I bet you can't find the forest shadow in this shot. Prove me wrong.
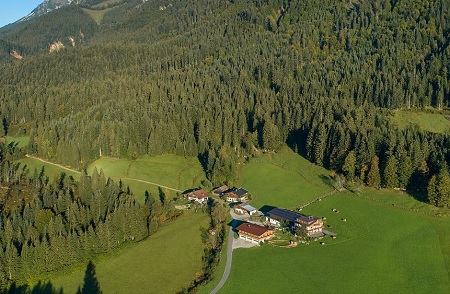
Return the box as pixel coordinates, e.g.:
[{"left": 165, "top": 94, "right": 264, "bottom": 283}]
[
  {"left": 0, "top": 281, "right": 63, "bottom": 294},
  {"left": 0, "top": 261, "right": 102, "bottom": 294},
  {"left": 286, "top": 129, "right": 308, "bottom": 158},
  {"left": 197, "top": 152, "right": 209, "bottom": 179},
  {"left": 77, "top": 260, "right": 102, "bottom": 294},
  {"left": 319, "top": 174, "right": 336, "bottom": 189},
  {"left": 406, "top": 188, "right": 428, "bottom": 203}
]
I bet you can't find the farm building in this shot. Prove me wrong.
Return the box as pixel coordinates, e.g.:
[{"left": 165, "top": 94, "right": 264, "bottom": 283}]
[
  {"left": 226, "top": 187, "right": 249, "bottom": 202},
  {"left": 212, "top": 185, "right": 229, "bottom": 197},
  {"left": 236, "top": 222, "right": 274, "bottom": 244},
  {"left": 183, "top": 189, "right": 210, "bottom": 204},
  {"left": 234, "top": 204, "right": 259, "bottom": 215},
  {"left": 267, "top": 208, "right": 323, "bottom": 237}
]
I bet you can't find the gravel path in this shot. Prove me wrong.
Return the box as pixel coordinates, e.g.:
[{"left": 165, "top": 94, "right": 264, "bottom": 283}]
[{"left": 25, "top": 154, "right": 81, "bottom": 174}]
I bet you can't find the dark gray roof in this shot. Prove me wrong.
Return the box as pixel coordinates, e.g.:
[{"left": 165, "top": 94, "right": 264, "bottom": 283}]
[
  {"left": 268, "top": 208, "right": 303, "bottom": 223},
  {"left": 296, "top": 215, "right": 320, "bottom": 225},
  {"left": 233, "top": 187, "right": 249, "bottom": 197}
]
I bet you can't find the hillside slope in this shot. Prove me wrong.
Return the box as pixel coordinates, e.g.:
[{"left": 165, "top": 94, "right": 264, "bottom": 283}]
[{"left": 0, "top": 0, "right": 449, "bottom": 204}]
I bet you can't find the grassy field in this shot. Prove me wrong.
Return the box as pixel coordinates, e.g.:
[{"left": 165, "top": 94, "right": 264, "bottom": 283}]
[
  {"left": 16, "top": 154, "right": 206, "bottom": 204},
  {"left": 6, "top": 135, "right": 30, "bottom": 149},
  {"left": 17, "top": 157, "right": 81, "bottom": 181},
  {"left": 82, "top": 7, "right": 114, "bottom": 25},
  {"left": 217, "top": 189, "right": 450, "bottom": 293},
  {"left": 390, "top": 110, "right": 450, "bottom": 133},
  {"left": 238, "top": 147, "right": 334, "bottom": 209},
  {"left": 88, "top": 155, "right": 207, "bottom": 203},
  {"left": 51, "top": 210, "right": 209, "bottom": 294}
]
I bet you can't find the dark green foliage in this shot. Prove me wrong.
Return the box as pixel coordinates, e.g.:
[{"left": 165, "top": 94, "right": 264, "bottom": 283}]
[
  {"left": 0, "top": 145, "right": 169, "bottom": 289},
  {"left": 185, "top": 200, "right": 227, "bottom": 292},
  {"left": 0, "top": 0, "right": 449, "bottom": 206},
  {"left": 0, "top": 6, "right": 98, "bottom": 57}
]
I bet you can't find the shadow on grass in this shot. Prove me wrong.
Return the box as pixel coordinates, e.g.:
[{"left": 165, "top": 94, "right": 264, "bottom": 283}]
[
  {"left": 1, "top": 281, "right": 63, "bottom": 294},
  {"left": 406, "top": 188, "right": 428, "bottom": 203},
  {"left": 319, "top": 174, "right": 336, "bottom": 189},
  {"left": 77, "top": 260, "right": 102, "bottom": 294}
]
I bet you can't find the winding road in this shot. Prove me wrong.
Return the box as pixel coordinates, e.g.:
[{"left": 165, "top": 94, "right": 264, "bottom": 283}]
[{"left": 210, "top": 226, "right": 234, "bottom": 294}]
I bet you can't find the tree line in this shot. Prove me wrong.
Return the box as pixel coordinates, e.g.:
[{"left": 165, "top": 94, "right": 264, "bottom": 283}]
[
  {"left": 0, "top": 142, "right": 180, "bottom": 289},
  {"left": 0, "top": 0, "right": 449, "bottom": 205}
]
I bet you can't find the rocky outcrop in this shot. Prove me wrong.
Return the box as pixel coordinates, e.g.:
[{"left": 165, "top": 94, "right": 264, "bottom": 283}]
[
  {"left": 68, "top": 36, "right": 75, "bottom": 47},
  {"left": 49, "top": 41, "right": 65, "bottom": 53},
  {"left": 10, "top": 50, "right": 23, "bottom": 59}
]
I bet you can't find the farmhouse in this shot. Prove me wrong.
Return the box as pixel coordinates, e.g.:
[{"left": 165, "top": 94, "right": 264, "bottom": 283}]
[
  {"left": 234, "top": 204, "right": 259, "bottom": 215},
  {"left": 236, "top": 222, "right": 274, "bottom": 244},
  {"left": 267, "top": 208, "right": 323, "bottom": 237},
  {"left": 212, "top": 185, "right": 229, "bottom": 197},
  {"left": 183, "top": 189, "right": 210, "bottom": 204},
  {"left": 226, "top": 187, "right": 249, "bottom": 202}
]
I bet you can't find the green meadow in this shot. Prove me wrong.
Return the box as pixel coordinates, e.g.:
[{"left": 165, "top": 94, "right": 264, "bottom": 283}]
[
  {"left": 88, "top": 155, "right": 207, "bottom": 203},
  {"left": 6, "top": 135, "right": 30, "bottom": 149},
  {"left": 82, "top": 7, "right": 114, "bottom": 25},
  {"left": 238, "top": 147, "right": 334, "bottom": 209},
  {"left": 390, "top": 110, "right": 450, "bottom": 133},
  {"left": 17, "top": 154, "right": 207, "bottom": 204},
  {"left": 51, "top": 210, "right": 209, "bottom": 294},
  {"left": 13, "top": 146, "right": 450, "bottom": 293},
  {"left": 217, "top": 190, "right": 450, "bottom": 293},
  {"left": 17, "top": 157, "right": 81, "bottom": 181}
]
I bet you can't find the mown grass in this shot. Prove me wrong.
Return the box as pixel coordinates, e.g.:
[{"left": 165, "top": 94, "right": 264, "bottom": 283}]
[
  {"left": 16, "top": 154, "right": 206, "bottom": 204},
  {"left": 17, "top": 158, "right": 80, "bottom": 181},
  {"left": 238, "top": 147, "right": 333, "bottom": 209},
  {"left": 390, "top": 110, "right": 450, "bottom": 133},
  {"left": 218, "top": 190, "right": 450, "bottom": 293},
  {"left": 51, "top": 210, "right": 209, "bottom": 294},
  {"left": 88, "top": 154, "right": 207, "bottom": 203}
]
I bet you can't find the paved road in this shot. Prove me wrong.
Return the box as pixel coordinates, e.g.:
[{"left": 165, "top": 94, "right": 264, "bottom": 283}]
[{"left": 211, "top": 226, "right": 234, "bottom": 294}]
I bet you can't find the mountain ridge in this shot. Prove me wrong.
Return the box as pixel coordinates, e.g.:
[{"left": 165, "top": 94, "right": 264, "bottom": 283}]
[{"left": 18, "top": 0, "right": 76, "bottom": 23}]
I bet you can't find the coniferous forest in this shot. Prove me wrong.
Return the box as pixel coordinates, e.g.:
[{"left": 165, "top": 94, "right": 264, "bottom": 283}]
[
  {"left": 1, "top": 0, "right": 450, "bottom": 202},
  {"left": 0, "top": 0, "right": 450, "bottom": 285},
  {"left": 0, "top": 140, "right": 179, "bottom": 288}
]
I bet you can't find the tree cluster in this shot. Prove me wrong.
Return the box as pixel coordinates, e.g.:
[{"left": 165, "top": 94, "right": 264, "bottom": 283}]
[{"left": 0, "top": 143, "right": 178, "bottom": 289}]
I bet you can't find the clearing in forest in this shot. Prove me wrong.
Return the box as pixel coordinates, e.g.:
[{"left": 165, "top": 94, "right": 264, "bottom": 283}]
[
  {"left": 17, "top": 154, "right": 207, "bottom": 204},
  {"left": 88, "top": 154, "right": 207, "bottom": 203},
  {"left": 390, "top": 110, "right": 450, "bottom": 133}
]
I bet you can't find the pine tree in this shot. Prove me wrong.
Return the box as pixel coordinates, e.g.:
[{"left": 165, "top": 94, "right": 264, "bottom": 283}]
[
  {"left": 383, "top": 155, "right": 398, "bottom": 188},
  {"left": 342, "top": 151, "right": 356, "bottom": 182}
]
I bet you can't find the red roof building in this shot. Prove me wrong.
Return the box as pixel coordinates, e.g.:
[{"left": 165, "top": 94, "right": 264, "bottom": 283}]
[
  {"left": 236, "top": 223, "right": 274, "bottom": 244},
  {"left": 183, "top": 189, "right": 210, "bottom": 204}
]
